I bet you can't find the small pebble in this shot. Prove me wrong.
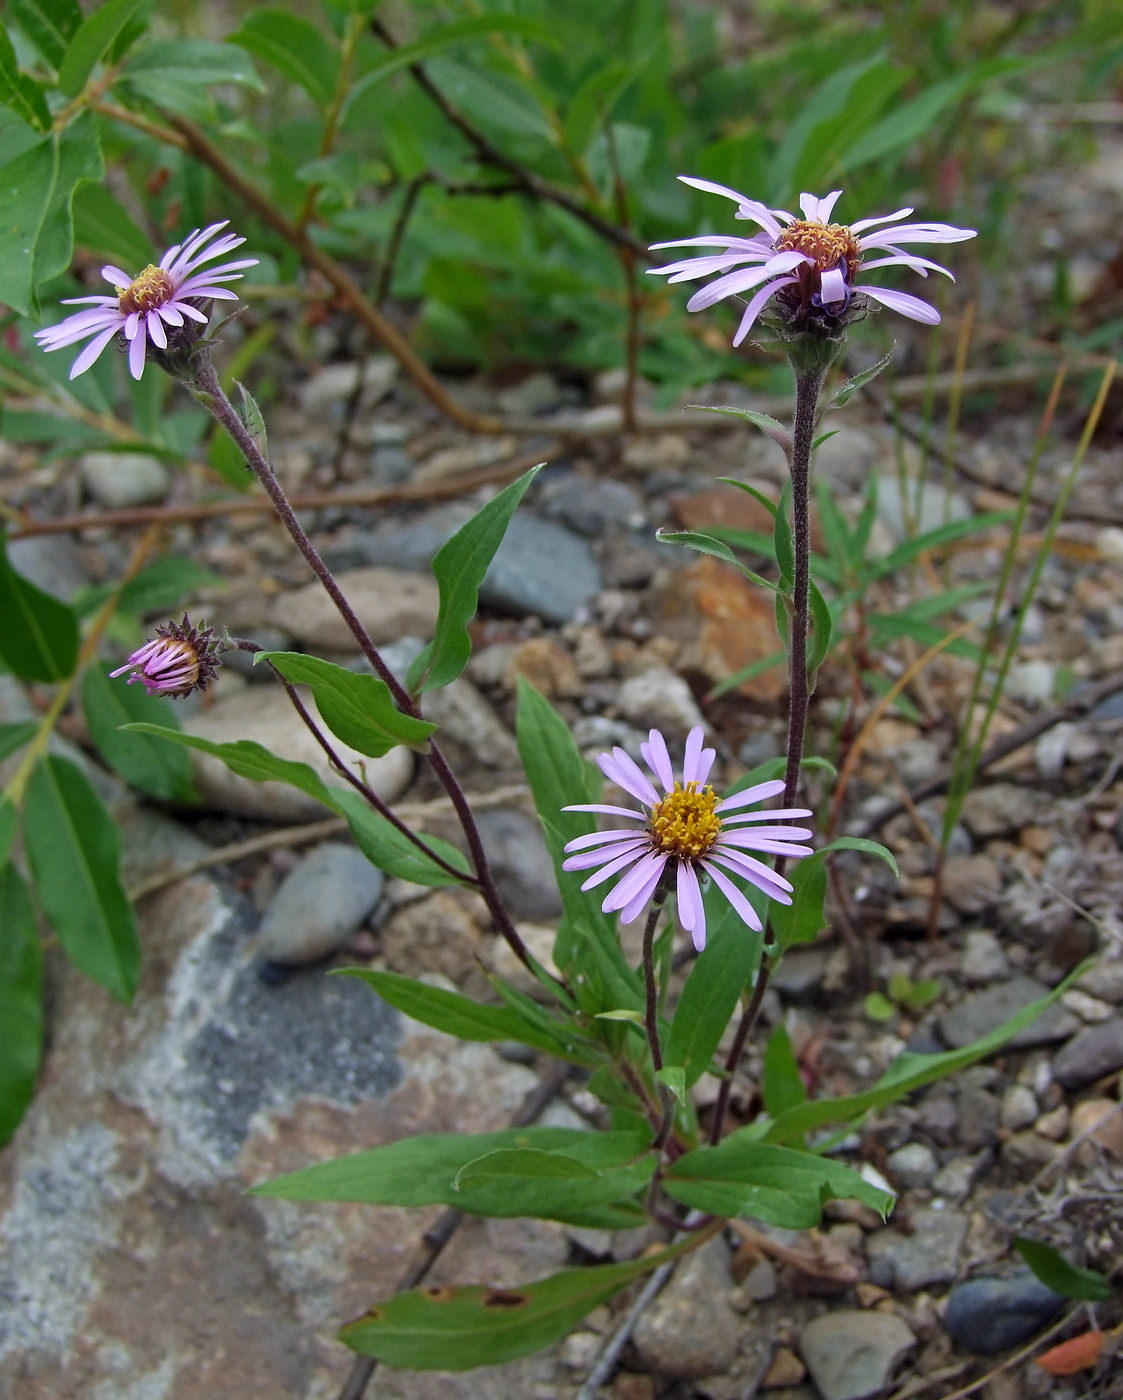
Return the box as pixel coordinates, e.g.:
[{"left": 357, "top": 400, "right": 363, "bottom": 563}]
[
  {"left": 931, "top": 1155, "right": 983, "bottom": 1202},
  {"left": 258, "top": 843, "right": 384, "bottom": 966},
  {"left": 1053, "top": 1017, "right": 1123, "bottom": 1089},
  {"left": 762, "top": 1347, "right": 806, "bottom": 1389},
  {"left": 1000, "top": 1084, "right": 1039, "bottom": 1131},
  {"left": 1034, "top": 1105, "right": 1069, "bottom": 1140},
  {"left": 800, "top": 1309, "right": 915, "bottom": 1400},
  {"left": 886, "top": 1142, "right": 938, "bottom": 1188},
  {"left": 1068, "top": 1097, "right": 1123, "bottom": 1157},
  {"left": 1061, "top": 988, "right": 1115, "bottom": 1023},
  {"left": 944, "top": 1273, "right": 1064, "bottom": 1355},
  {"left": 960, "top": 930, "right": 1011, "bottom": 983}
]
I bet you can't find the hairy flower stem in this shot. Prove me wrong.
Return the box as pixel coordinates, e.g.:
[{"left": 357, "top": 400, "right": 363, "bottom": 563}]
[{"left": 188, "top": 360, "right": 533, "bottom": 970}]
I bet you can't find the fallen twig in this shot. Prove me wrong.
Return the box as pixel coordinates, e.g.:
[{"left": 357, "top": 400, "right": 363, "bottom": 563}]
[{"left": 572, "top": 1257, "right": 676, "bottom": 1400}]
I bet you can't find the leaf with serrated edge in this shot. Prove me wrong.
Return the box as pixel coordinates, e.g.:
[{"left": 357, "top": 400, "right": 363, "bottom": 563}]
[{"left": 827, "top": 348, "right": 894, "bottom": 408}]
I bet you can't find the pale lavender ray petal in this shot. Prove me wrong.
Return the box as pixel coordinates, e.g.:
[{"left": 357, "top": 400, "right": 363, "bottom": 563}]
[
  {"left": 816, "top": 189, "right": 844, "bottom": 222},
  {"left": 178, "top": 233, "right": 246, "bottom": 275},
  {"left": 37, "top": 311, "right": 121, "bottom": 347},
  {"left": 563, "top": 827, "right": 650, "bottom": 854},
  {"left": 146, "top": 310, "right": 167, "bottom": 349},
  {"left": 603, "top": 851, "right": 666, "bottom": 913},
  {"left": 858, "top": 223, "right": 975, "bottom": 249},
  {"left": 799, "top": 193, "right": 821, "bottom": 220},
  {"left": 665, "top": 253, "right": 771, "bottom": 284},
  {"left": 687, "top": 252, "right": 808, "bottom": 313},
  {"left": 68, "top": 325, "right": 122, "bottom": 378},
  {"left": 732, "top": 276, "right": 798, "bottom": 347},
  {"left": 167, "top": 222, "right": 227, "bottom": 275},
  {"left": 618, "top": 857, "right": 670, "bottom": 925},
  {"left": 642, "top": 730, "right": 674, "bottom": 794},
  {"left": 696, "top": 746, "right": 716, "bottom": 785},
  {"left": 100, "top": 264, "right": 133, "bottom": 287},
  {"left": 682, "top": 726, "right": 706, "bottom": 784},
  {"left": 720, "top": 836, "right": 814, "bottom": 857},
  {"left": 580, "top": 845, "right": 651, "bottom": 889},
  {"left": 716, "top": 778, "right": 787, "bottom": 812},
  {"left": 860, "top": 285, "right": 940, "bottom": 324},
  {"left": 676, "top": 175, "right": 784, "bottom": 238},
  {"left": 648, "top": 235, "right": 775, "bottom": 252},
  {"left": 158, "top": 304, "right": 184, "bottom": 326},
  {"left": 677, "top": 859, "right": 701, "bottom": 931},
  {"left": 562, "top": 803, "right": 645, "bottom": 820},
  {"left": 169, "top": 301, "right": 209, "bottom": 324},
  {"left": 849, "top": 207, "right": 914, "bottom": 233},
  {"left": 859, "top": 254, "right": 953, "bottom": 279},
  {"left": 563, "top": 842, "right": 647, "bottom": 874},
  {"left": 59, "top": 295, "right": 119, "bottom": 306},
  {"left": 819, "top": 266, "right": 847, "bottom": 304},
  {"left": 176, "top": 286, "right": 239, "bottom": 300},
  {"left": 128, "top": 326, "right": 148, "bottom": 379},
  {"left": 701, "top": 861, "right": 763, "bottom": 932},
  {"left": 721, "top": 807, "right": 813, "bottom": 824},
  {"left": 718, "top": 825, "right": 813, "bottom": 841},
  {"left": 159, "top": 241, "right": 183, "bottom": 270},
  {"left": 708, "top": 847, "right": 793, "bottom": 897},
  {"left": 123, "top": 312, "right": 140, "bottom": 339},
  {"left": 605, "top": 748, "right": 661, "bottom": 807}
]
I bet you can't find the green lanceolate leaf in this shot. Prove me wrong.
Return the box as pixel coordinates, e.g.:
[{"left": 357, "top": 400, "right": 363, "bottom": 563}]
[
  {"left": 236, "top": 380, "right": 268, "bottom": 460},
  {"left": 764, "top": 966, "right": 1089, "bottom": 1144},
  {"left": 761, "top": 1023, "right": 807, "bottom": 1118},
  {"left": 452, "top": 1147, "right": 598, "bottom": 1190},
  {"left": 0, "top": 720, "right": 37, "bottom": 763},
  {"left": 254, "top": 1124, "right": 653, "bottom": 1224},
  {"left": 0, "top": 799, "right": 17, "bottom": 869},
  {"left": 769, "top": 852, "right": 829, "bottom": 951},
  {"left": 230, "top": 9, "right": 340, "bottom": 108},
  {"left": 0, "top": 532, "right": 79, "bottom": 682},
  {"left": 807, "top": 579, "right": 833, "bottom": 681},
  {"left": 339, "top": 1236, "right": 698, "bottom": 1370},
  {"left": 686, "top": 403, "right": 792, "bottom": 452},
  {"left": 0, "top": 26, "right": 50, "bottom": 129},
  {"left": 23, "top": 755, "right": 139, "bottom": 1001},
  {"left": 338, "top": 968, "right": 594, "bottom": 1063},
  {"left": 81, "top": 667, "right": 195, "bottom": 802},
  {"left": 259, "top": 652, "right": 435, "bottom": 756},
  {"left": 407, "top": 466, "right": 542, "bottom": 694},
  {"left": 827, "top": 349, "right": 894, "bottom": 409},
  {"left": 0, "top": 862, "right": 42, "bottom": 1146},
  {"left": 7, "top": 0, "right": 82, "bottom": 70},
  {"left": 663, "top": 1137, "right": 892, "bottom": 1229},
  {"left": 655, "top": 1065, "right": 686, "bottom": 1106},
  {"left": 655, "top": 530, "right": 780, "bottom": 593},
  {"left": 773, "top": 479, "right": 794, "bottom": 590},
  {"left": 1014, "top": 1238, "right": 1113, "bottom": 1302},
  {"left": 72, "top": 182, "right": 153, "bottom": 267},
  {"left": 331, "top": 789, "right": 471, "bottom": 887},
  {"left": 57, "top": 0, "right": 145, "bottom": 96},
  {"left": 667, "top": 892, "right": 759, "bottom": 1087},
  {"left": 120, "top": 39, "right": 264, "bottom": 94}
]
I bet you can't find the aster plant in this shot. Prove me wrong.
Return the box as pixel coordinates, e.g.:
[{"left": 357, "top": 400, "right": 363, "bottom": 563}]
[{"left": 10, "top": 178, "right": 1077, "bottom": 1389}]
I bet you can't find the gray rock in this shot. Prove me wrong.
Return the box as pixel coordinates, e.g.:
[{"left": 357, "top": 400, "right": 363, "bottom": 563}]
[
  {"left": 221, "top": 628, "right": 293, "bottom": 681},
  {"left": 877, "top": 475, "right": 970, "bottom": 544},
  {"left": 956, "top": 1086, "right": 999, "bottom": 1149},
  {"left": 541, "top": 475, "right": 644, "bottom": 536},
  {"left": 368, "top": 445, "right": 414, "bottom": 485},
  {"left": 941, "top": 855, "right": 1001, "bottom": 915},
  {"left": 1076, "top": 960, "right": 1123, "bottom": 1004},
  {"left": 1000, "top": 1084, "right": 1038, "bottom": 1131},
  {"left": 931, "top": 1154, "right": 984, "bottom": 1202},
  {"left": 961, "top": 783, "right": 1038, "bottom": 838},
  {"left": 895, "top": 738, "right": 942, "bottom": 788},
  {"left": 476, "top": 808, "right": 562, "bottom": 920},
  {"left": 270, "top": 567, "right": 440, "bottom": 650},
  {"left": 497, "top": 370, "right": 564, "bottom": 416},
  {"left": 420, "top": 677, "right": 520, "bottom": 769},
  {"left": 81, "top": 451, "right": 169, "bottom": 508},
  {"left": 813, "top": 426, "right": 883, "bottom": 490},
  {"left": 866, "top": 1207, "right": 967, "bottom": 1291},
  {"left": 944, "top": 1273, "right": 1064, "bottom": 1355},
  {"left": 571, "top": 715, "right": 646, "bottom": 763},
  {"left": 961, "top": 930, "right": 1011, "bottom": 983},
  {"left": 184, "top": 684, "right": 413, "bottom": 820},
  {"left": 939, "top": 975, "right": 1079, "bottom": 1051},
  {"left": 258, "top": 843, "right": 383, "bottom": 966},
  {"left": 479, "top": 514, "right": 602, "bottom": 624},
  {"left": 632, "top": 1237, "right": 740, "bottom": 1379},
  {"left": 297, "top": 357, "right": 396, "bottom": 415},
  {"left": 1090, "top": 687, "right": 1123, "bottom": 720},
  {"left": 6, "top": 534, "right": 87, "bottom": 601},
  {"left": 772, "top": 946, "right": 831, "bottom": 998},
  {"left": 1001, "top": 1130, "right": 1061, "bottom": 1179},
  {"left": 800, "top": 1309, "right": 915, "bottom": 1400},
  {"left": 1006, "top": 658, "right": 1056, "bottom": 706},
  {"left": 617, "top": 664, "right": 705, "bottom": 735},
  {"left": 739, "top": 729, "right": 782, "bottom": 768},
  {"left": 328, "top": 502, "right": 474, "bottom": 573},
  {"left": 886, "top": 1142, "right": 938, "bottom": 1188},
  {"left": 1053, "top": 1017, "right": 1123, "bottom": 1089}
]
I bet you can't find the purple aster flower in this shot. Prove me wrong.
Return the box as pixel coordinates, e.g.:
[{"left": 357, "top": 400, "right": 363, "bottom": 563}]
[
  {"left": 34, "top": 223, "right": 257, "bottom": 380},
  {"left": 561, "top": 726, "right": 814, "bottom": 951},
  {"left": 648, "top": 179, "right": 976, "bottom": 344},
  {"left": 109, "top": 616, "right": 221, "bottom": 698}
]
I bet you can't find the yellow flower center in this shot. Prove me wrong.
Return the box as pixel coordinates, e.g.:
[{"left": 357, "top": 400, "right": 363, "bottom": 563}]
[
  {"left": 650, "top": 782, "right": 722, "bottom": 860},
  {"left": 117, "top": 265, "right": 174, "bottom": 315},
  {"left": 775, "top": 220, "right": 861, "bottom": 277}
]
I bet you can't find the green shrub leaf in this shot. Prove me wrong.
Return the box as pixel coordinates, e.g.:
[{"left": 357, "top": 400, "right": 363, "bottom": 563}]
[
  {"left": 0, "top": 862, "right": 42, "bottom": 1146},
  {"left": 82, "top": 667, "right": 195, "bottom": 802}
]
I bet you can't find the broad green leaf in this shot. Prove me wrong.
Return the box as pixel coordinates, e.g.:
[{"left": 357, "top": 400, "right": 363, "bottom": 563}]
[
  {"left": 0, "top": 111, "right": 102, "bottom": 316},
  {"left": 764, "top": 967, "right": 1088, "bottom": 1144},
  {"left": 762, "top": 1023, "right": 806, "bottom": 1118},
  {"left": 332, "top": 789, "right": 472, "bottom": 887},
  {"left": 769, "top": 852, "right": 829, "bottom": 951},
  {"left": 81, "top": 666, "right": 194, "bottom": 802},
  {"left": 655, "top": 1065, "right": 686, "bottom": 1106},
  {"left": 339, "top": 1238, "right": 696, "bottom": 1370},
  {"left": 408, "top": 467, "right": 541, "bottom": 694},
  {"left": 75, "top": 554, "right": 223, "bottom": 619},
  {"left": 72, "top": 182, "right": 153, "bottom": 267},
  {"left": 656, "top": 530, "right": 780, "bottom": 593},
  {"left": 0, "top": 531, "right": 79, "bottom": 681},
  {"left": 7, "top": 0, "right": 82, "bottom": 69},
  {"left": 453, "top": 1147, "right": 598, "bottom": 1190},
  {"left": 665, "top": 1137, "right": 891, "bottom": 1228},
  {"left": 0, "top": 720, "right": 37, "bottom": 763},
  {"left": 23, "top": 756, "right": 139, "bottom": 1001},
  {"left": 259, "top": 652, "right": 435, "bottom": 757},
  {"left": 827, "top": 349, "right": 895, "bottom": 409},
  {"left": 344, "top": 15, "right": 557, "bottom": 117},
  {"left": 667, "top": 891, "right": 759, "bottom": 1086},
  {"left": 230, "top": 10, "right": 339, "bottom": 108},
  {"left": 207, "top": 426, "right": 254, "bottom": 489},
  {"left": 121, "top": 39, "right": 264, "bottom": 97},
  {"left": 254, "top": 1124, "right": 653, "bottom": 1223},
  {"left": 0, "top": 25, "right": 49, "bottom": 129},
  {"left": 338, "top": 968, "right": 594, "bottom": 1063},
  {"left": 57, "top": 0, "right": 144, "bottom": 96},
  {"left": 1014, "top": 1238, "right": 1113, "bottom": 1302},
  {"left": 426, "top": 57, "right": 554, "bottom": 141},
  {"left": 844, "top": 76, "right": 970, "bottom": 167},
  {"left": 807, "top": 579, "right": 833, "bottom": 680},
  {"left": 0, "top": 862, "right": 42, "bottom": 1145},
  {"left": 0, "top": 799, "right": 17, "bottom": 868},
  {"left": 824, "top": 836, "right": 898, "bottom": 876}
]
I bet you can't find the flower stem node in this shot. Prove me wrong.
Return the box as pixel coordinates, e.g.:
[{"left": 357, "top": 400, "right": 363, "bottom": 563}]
[
  {"left": 109, "top": 615, "right": 222, "bottom": 698},
  {"left": 561, "top": 726, "right": 814, "bottom": 951}
]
